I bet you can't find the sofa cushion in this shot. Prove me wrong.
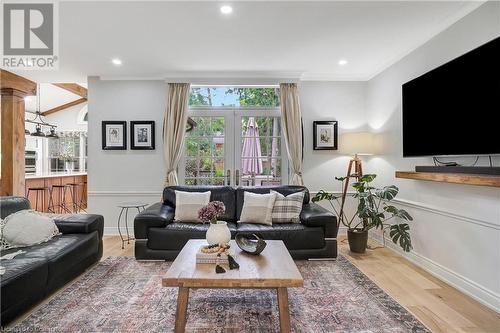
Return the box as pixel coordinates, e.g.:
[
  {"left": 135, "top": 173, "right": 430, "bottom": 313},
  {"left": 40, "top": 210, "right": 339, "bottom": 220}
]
[
  {"left": 174, "top": 190, "right": 211, "bottom": 222},
  {"left": 18, "top": 232, "right": 100, "bottom": 290},
  {"left": 271, "top": 190, "right": 305, "bottom": 223},
  {"left": 0, "top": 257, "right": 48, "bottom": 314},
  {"left": 236, "top": 223, "right": 324, "bottom": 250},
  {"left": 147, "top": 222, "right": 238, "bottom": 250},
  {"left": 238, "top": 192, "right": 277, "bottom": 225},
  {"left": 236, "top": 186, "right": 309, "bottom": 220},
  {"left": 0, "top": 196, "right": 30, "bottom": 219},
  {"left": 1, "top": 210, "right": 60, "bottom": 250},
  {"left": 163, "top": 186, "right": 236, "bottom": 222}
]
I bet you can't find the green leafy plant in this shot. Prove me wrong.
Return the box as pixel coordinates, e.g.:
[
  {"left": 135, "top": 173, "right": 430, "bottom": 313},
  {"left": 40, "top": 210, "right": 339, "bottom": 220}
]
[{"left": 312, "top": 174, "right": 414, "bottom": 252}]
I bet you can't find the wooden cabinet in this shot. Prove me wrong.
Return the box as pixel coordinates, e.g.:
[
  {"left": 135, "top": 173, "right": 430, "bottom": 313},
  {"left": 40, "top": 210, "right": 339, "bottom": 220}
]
[{"left": 25, "top": 174, "right": 87, "bottom": 212}]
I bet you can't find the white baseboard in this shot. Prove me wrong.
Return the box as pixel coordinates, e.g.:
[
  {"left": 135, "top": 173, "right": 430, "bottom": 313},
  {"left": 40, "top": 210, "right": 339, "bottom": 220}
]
[
  {"left": 104, "top": 227, "right": 124, "bottom": 236},
  {"left": 370, "top": 231, "right": 500, "bottom": 313}
]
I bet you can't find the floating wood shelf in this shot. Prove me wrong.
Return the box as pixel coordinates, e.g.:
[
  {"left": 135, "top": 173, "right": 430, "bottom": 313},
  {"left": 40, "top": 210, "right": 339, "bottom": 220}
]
[{"left": 395, "top": 171, "right": 500, "bottom": 188}]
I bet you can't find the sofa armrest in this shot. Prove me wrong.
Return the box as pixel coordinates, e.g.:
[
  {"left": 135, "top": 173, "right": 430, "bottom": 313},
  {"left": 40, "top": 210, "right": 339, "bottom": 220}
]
[
  {"left": 54, "top": 214, "right": 104, "bottom": 240},
  {"left": 134, "top": 202, "right": 174, "bottom": 239},
  {"left": 300, "top": 203, "right": 338, "bottom": 238}
]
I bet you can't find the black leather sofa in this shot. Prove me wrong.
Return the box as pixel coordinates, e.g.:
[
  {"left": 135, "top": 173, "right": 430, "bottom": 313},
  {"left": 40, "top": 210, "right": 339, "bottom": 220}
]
[
  {"left": 0, "top": 196, "right": 104, "bottom": 326},
  {"left": 135, "top": 185, "right": 338, "bottom": 260}
]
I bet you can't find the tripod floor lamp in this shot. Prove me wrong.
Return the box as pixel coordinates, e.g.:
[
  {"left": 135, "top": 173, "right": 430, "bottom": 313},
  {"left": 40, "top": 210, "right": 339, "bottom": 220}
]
[{"left": 338, "top": 132, "right": 376, "bottom": 225}]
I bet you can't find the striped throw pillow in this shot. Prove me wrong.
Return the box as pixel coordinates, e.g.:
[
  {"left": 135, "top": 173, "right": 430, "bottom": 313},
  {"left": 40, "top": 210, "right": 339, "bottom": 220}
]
[
  {"left": 271, "top": 190, "right": 305, "bottom": 223},
  {"left": 174, "top": 190, "right": 211, "bottom": 223}
]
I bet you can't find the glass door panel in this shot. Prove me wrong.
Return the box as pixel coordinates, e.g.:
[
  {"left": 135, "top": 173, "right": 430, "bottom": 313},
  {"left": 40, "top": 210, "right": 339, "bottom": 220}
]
[
  {"left": 182, "top": 116, "right": 228, "bottom": 186},
  {"left": 235, "top": 110, "right": 286, "bottom": 186}
]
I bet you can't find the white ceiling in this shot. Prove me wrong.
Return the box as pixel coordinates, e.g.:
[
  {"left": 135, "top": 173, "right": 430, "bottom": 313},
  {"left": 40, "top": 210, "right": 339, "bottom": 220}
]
[{"left": 13, "top": 1, "right": 483, "bottom": 83}]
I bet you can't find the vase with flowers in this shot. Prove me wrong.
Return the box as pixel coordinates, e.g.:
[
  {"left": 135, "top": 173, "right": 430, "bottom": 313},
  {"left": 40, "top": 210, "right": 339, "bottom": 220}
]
[{"left": 198, "top": 201, "right": 231, "bottom": 245}]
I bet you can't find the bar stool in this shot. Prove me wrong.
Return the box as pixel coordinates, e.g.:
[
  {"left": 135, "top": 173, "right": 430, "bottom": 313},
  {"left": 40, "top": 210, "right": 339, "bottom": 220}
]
[
  {"left": 78, "top": 181, "right": 87, "bottom": 211},
  {"left": 48, "top": 184, "right": 72, "bottom": 214},
  {"left": 26, "top": 186, "right": 52, "bottom": 212},
  {"left": 67, "top": 183, "right": 85, "bottom": 213}
]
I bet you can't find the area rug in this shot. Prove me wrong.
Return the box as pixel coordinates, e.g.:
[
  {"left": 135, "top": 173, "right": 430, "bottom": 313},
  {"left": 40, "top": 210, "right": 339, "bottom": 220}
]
[{"left": 11, "top": 256, "right": 429, "bottom": 333}]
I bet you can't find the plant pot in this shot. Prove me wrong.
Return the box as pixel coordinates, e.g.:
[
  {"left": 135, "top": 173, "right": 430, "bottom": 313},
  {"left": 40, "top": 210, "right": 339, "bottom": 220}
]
[
  {"left": 206, "top": 221, "right": 231, "bottom": 245},
  {"left": 347, "top": 229, "right": 368, "bottom": 253}
]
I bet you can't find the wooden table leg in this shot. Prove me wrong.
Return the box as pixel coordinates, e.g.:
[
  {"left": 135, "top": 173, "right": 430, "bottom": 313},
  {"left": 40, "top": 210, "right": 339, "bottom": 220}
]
[
  {"left": 277, "top": 287, "right": 291, "bottom": 333},
  {"left": 174, "top": 287, "right": 190, "bottom": 333}
]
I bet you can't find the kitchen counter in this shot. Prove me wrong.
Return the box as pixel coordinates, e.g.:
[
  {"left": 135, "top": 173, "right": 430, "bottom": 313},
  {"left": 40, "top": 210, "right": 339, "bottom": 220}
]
[
  {"left": 25, "top": 173, "right": 87, "bottom": 212},
  {"left": 25, "top": 172, "right": 87, "bottom": 179}
]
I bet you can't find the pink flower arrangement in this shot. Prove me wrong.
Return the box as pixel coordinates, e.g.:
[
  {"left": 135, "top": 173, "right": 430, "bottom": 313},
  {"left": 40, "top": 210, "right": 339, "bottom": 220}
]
[{"left": 198, "top": 201, "right": 226, "bottom": 224}]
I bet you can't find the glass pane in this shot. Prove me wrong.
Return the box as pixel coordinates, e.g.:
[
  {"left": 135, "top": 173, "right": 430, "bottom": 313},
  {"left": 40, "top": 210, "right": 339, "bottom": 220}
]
[
  {"left": 186, "top": 138, "right": 198, "bottom": 157},
  {"left": 189, "top": 87, "right": 280, "bottom": 107},
  {"left": 184, "top": 116, "right": 225, "bottom": 186},
  {"left": 185, "top": 158, "right": 199, "bottom": 177}
]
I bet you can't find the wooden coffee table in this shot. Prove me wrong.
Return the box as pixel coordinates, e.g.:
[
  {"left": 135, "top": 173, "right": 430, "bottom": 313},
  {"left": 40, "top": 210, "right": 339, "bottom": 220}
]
[{"left": 162, "top": 239, "right": 303, "bottom": 333}]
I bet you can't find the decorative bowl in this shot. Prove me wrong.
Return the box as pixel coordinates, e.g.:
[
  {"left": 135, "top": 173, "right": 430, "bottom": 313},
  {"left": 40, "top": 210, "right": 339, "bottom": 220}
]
[{"left": 235, "top": 233, "right": 267, "bottom": 255}]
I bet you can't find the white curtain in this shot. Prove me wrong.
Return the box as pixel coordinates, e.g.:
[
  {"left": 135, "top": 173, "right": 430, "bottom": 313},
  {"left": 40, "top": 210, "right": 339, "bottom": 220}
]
[
  {"left": 280, "top": 83, "right": 304, "bottom": 186},
  {"left": 163, "top": 83, "right": 190, "bottom": 186}
]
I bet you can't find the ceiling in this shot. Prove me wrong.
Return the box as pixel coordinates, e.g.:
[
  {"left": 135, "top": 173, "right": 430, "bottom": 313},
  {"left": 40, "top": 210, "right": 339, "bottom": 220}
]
[{"left": 13, "top": 1, "right": 483, "bottom": 83}]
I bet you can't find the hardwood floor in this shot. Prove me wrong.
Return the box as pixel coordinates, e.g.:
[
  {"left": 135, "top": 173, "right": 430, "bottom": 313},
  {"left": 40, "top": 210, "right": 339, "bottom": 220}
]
[{"left": 102, "top": 236, "right": 500, "bottom": 333}]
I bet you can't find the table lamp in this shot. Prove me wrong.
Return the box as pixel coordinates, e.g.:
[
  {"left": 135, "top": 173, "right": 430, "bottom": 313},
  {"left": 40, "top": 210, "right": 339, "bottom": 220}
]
[{"left": 338, "top": 132, "right": 376, "bottom": 226}]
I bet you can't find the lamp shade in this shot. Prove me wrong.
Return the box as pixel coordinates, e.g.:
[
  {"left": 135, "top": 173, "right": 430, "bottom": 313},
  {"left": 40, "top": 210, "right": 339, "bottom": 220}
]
[{"left": 340, "top": 132, "right": 375, "bottom": 155}]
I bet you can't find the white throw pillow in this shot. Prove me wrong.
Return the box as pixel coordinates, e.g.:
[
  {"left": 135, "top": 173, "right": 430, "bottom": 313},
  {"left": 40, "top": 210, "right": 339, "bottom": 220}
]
[
  {"left": 0, "top": 210, "right": 60, "bottom": 250},
  {"left": 174, "top": 190, "right": 211, "bottom": 223},
  {"left": 238, "top": 192, "right": 277, "bottom": 225},
  {"left": 271, "top": 190, "right": 305, "bottom": 223}
]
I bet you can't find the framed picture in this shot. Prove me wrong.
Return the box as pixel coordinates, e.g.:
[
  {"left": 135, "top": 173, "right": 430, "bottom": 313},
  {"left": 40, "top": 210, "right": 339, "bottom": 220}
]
[
  {"left": 131, "top": 121, "right": 155, "bottom": 150},
  {"left": 102, "top": 121, "right": 127, "bottom": 150},
  {"left": 313, "top": 121, "right": 338, "bottom": 150}
]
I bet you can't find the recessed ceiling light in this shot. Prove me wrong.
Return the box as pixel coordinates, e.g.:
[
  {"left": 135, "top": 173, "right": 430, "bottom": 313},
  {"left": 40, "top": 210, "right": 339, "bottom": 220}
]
[
  {"left": 220, "top": 5, "right": 233, "bottom": 15},
  {"left": 338, "top": 59, "right": 348, "bottom": 66},
  {"left": 112, "top": 58, "right": 122, "bottom": 66},
  {"left": 24, "top": 96, "right": 33, "bottom": 102}
]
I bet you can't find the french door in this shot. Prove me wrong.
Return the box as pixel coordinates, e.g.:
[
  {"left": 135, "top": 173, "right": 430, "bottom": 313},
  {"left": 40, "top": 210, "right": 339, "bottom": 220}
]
[{"left": 179, "top": 108, "right": 288, "bottom": 187}]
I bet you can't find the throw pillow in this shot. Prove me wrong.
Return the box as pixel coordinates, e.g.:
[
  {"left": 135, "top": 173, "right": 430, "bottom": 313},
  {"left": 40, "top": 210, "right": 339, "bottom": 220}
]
[
  {"left": 0, "top": 210, "right": 60, "bottom": 250},
  {"left": 270, "top": 190, "right": 305, "bottom": 223},
  {"left": 174, "top": 190, "right": 211, "bottom": 223},
  {"left": 238, "top": 191, "right": 277, "bottom": 225}
]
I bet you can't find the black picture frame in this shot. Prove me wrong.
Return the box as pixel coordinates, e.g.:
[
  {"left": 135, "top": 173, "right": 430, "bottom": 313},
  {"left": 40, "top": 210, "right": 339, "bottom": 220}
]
[
  {"left": 102, "top": 121, "right": 127, "bottom": 150},
  {"left": 313, "top": 121, "right": 338, "bottom": 150},
  {"left": 130, "top": 121, "right": 155, "bottom": 150}
]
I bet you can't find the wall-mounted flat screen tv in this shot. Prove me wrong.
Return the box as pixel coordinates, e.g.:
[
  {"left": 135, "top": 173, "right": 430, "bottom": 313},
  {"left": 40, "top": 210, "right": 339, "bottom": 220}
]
[{"left": 402, "top": 37, "right": 500, "bottom": 157}]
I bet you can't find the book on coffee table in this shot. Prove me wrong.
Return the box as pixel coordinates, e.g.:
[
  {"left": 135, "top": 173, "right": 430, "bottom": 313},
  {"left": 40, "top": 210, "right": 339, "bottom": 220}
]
[{"left": 195, "top": 245, "right": 229, "bottom": 264}]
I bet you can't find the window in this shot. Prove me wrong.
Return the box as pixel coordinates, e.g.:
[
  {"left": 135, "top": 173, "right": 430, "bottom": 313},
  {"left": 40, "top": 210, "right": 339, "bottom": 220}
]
[
  {"left": 180, "top": 86, "right": 287, "bottom": 187},
  {"left": 189, "top": 87, "right": 280, "bottom": 107},
  {"left": 48, "top": 132, "right": 87, "bottom": 172}
]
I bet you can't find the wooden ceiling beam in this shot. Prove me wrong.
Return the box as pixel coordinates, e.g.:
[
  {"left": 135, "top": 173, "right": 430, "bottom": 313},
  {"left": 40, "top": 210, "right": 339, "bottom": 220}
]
[
  {"left": 41, "top": 98, "right": 87, "bottom": 116},
  {"left": 0, "top": 69, "right": 37, "bottom": 96},
  {"left": 52, "top": 83, "right": 87, "bottom": 98}
]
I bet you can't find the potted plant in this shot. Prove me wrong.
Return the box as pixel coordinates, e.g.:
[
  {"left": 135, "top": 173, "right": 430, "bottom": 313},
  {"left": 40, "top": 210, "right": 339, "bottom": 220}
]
[
  {"left": 58, "top": 152, "right": 74, "bottom": 172},
  {"left": 198, "top": 201, "right": 230, "bottom": 245},
  {"left": 312, "top": 174, "right": 413, "bottom": 253}
]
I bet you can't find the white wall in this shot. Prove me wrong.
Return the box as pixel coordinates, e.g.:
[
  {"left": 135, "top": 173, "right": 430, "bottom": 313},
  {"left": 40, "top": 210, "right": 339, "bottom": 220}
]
[
  {"left": 87, "top": 78, "right": 166, "bottom": 235},
  {"left": 300, "top": 81, "right": 367, "bottom": 191},
  {"left": 365, "top": 2, "right": 500, "bottom": 311}
]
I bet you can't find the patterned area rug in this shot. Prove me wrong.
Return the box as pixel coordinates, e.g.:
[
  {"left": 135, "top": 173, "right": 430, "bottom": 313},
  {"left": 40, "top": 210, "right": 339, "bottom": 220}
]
[{"left": 12, "top": 256, "right": 429, "bottom": 333}]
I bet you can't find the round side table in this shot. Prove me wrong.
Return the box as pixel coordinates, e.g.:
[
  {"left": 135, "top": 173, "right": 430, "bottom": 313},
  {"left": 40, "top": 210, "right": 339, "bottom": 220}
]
[{"left": 117, "top": 202, "right": 148, "bottom": 249}]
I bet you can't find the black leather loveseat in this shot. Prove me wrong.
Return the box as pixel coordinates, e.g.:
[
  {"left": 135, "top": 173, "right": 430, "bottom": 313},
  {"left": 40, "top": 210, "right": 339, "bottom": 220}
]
[
  {"left": 135, "top": 185, "right": 338, "bottom": 260},
  {"left": 0, "top": 196, "right": 104, "bottom": 326}
]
